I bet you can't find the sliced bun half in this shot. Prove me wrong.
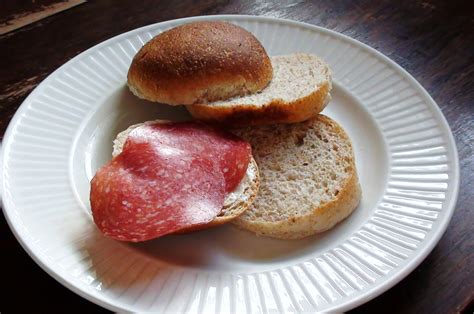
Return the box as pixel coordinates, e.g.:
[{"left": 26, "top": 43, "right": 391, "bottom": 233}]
[
  {"left": 112, "top": 121, "right": 260, "bottom": 231},
  {"left": 187, "top": 53, "right": 332, "bottom": 126},
  {"left": 232, "top": 115, "right": 361, "bottom": 239}
]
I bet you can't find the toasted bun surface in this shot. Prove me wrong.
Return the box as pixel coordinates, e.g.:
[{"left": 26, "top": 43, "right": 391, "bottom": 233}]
[
  {"left": 112, "top": 121, "right": 260, "bottom": 232},
  {"left": 187, "top": 54, "right": 332, "bottom": 126},
  {"left": 232, "top": 115, "right": 361, "bottom": 239},
  {"left": 127, "top": 21, "right": 272, "bottom": 105}
]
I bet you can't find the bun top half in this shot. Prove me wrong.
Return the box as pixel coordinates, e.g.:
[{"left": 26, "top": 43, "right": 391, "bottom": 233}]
[{"left": 127, "top": 21, "right": 273, "bottom": 105}]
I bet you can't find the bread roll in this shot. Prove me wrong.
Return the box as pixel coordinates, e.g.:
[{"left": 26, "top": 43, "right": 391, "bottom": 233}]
[{"left": 127, "top": 21, "right": 273, "bottom": 105}]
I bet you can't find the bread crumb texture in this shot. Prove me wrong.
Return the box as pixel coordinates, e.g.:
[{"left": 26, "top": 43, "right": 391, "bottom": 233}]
[
  {"left": 232, "top": 115, "right": 361, "bottom": 239},
  {"left": 187, "top": 53, "right": 332, "bottom": 125},
  {"left": 212, "top": 54, "right": 330, "bottom": 107}
]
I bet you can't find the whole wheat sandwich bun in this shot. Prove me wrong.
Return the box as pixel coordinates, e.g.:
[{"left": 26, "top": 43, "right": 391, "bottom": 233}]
[
  {"left": 112, "top": 121, "right": 260, "bottom": 231},
  {"left": 127, "top": 21, "right": 273, "bottom": 105},
  {"left": 232, "top": 115, "right": 361, "bottom": 239},
  {"left": 187, "top": 53, "right": 332, "bottom": 126}
]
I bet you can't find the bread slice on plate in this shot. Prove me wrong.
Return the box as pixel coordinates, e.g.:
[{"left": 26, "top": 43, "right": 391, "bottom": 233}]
[
  {"left": 232, "top": 115, "right": 361, "bottom": 239},
  {"left": 112, "top": 121, "right": 260, "bottom": 231},
  {"left": 187, "top": 53, "right": 332, "bottom": 126}
]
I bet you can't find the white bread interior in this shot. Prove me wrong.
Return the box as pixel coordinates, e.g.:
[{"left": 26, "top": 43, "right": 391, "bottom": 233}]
[
  {"left": 187, "top": 53, "right": 332, "bottom": 126},
  {"left": 232, "top": 115, "right": 361, "bottom": 239}
]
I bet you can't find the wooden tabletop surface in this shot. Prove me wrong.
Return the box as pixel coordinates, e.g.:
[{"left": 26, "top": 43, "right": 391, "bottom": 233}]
[{"left": 1, "top": 1, "right": 472, "bottom": 313}]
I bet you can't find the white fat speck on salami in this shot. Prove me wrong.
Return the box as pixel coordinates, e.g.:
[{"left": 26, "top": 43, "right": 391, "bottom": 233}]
[{"left": 90, "top": 121, "right": 251, "bottom": 242}]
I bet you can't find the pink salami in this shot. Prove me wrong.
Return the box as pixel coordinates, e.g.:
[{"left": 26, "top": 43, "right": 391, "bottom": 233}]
[
  {"left": 126, "top": 122, "right": 251, "bottom": 192},
  {"left": 90, "top": 121, "right": 251, "bottom": 242}
]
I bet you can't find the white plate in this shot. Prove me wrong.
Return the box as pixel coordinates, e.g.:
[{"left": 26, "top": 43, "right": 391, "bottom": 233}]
[{"left": 2, "top": 15, "right": 459, "bottom": 312}]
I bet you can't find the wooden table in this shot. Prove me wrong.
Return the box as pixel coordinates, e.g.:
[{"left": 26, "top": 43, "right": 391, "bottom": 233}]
[{"left": 1, "top": 1, "right": 472, "bottom": 312}]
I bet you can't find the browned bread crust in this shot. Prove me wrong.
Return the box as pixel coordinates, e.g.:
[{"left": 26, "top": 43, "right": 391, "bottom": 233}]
[{"left": 127, "top": 21, "right": 272, "bottom": 105}]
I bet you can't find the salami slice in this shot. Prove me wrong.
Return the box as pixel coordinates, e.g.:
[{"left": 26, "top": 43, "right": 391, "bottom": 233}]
[
  {"left": 91, "top": 141, "right": 226, "bottom": 242},
  {"left": 126, "top": 122, "right": 251, "bottom": 192},
  {"left": 90, "top": 121, "right": 251, "bottom": 242}
]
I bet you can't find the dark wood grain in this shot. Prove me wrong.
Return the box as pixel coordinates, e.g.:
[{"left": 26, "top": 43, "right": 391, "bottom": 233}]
[
  {"left": 1, "top": 0, "right": 473, "bottom": 312},
  {"left": 0, "top": 0, "right": 63, "bottom": 22},
  {"left": 0, "top": 0, "right": 85, "bottom": 35}
]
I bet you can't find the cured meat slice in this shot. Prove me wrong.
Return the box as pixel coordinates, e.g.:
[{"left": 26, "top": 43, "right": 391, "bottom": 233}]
[
  {"left": 90, "top": 140, "right": 225, "bottom": 242},
  {"left": 126, "top": 122, "right": 251, "bottom": 192},
  {"left": 90, "top": 121, "right": 251, "bottom": 242}
]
